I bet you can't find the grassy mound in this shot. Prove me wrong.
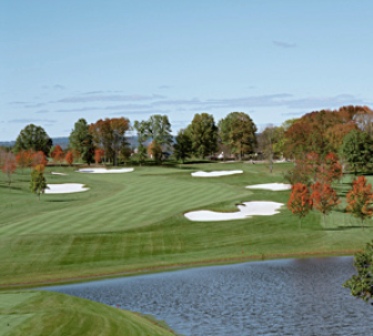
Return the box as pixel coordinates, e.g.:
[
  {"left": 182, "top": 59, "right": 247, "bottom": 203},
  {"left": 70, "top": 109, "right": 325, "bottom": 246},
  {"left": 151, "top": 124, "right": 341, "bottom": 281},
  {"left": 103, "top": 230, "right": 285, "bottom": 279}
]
[{"left": 0, "top": 291, "right": 177, "bottom": 336}]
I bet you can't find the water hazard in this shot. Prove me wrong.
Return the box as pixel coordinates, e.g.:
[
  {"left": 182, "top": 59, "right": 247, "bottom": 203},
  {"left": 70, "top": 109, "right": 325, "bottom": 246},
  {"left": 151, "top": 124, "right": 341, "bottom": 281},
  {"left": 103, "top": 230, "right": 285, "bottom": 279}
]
[{"left": 43, "top": 257, "right": 373, "bottom": 335}]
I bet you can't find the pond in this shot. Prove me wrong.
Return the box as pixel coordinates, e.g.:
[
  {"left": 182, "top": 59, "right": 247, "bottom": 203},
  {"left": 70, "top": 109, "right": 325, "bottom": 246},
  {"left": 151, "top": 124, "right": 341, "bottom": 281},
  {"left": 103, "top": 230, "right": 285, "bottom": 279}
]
[{"left": 42, "top": 257, "right": 373, "bottom": 336}]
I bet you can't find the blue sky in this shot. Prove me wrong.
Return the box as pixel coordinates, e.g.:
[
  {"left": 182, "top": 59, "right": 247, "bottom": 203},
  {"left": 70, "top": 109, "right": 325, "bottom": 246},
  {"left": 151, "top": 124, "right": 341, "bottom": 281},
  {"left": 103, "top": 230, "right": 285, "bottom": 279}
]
[{"left": 1, "top": 0, "right": 373, "bottom": 141}]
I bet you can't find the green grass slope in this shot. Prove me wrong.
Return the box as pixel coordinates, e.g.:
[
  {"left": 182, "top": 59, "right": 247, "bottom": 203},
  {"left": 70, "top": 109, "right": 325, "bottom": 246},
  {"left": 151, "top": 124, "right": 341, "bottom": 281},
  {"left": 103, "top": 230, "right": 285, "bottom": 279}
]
[
  {"left": 0, "top": 162, "right": 372, "bottom": 287},
  {"left": 0, "top": 291, "right": 177, "bottom": 336}
]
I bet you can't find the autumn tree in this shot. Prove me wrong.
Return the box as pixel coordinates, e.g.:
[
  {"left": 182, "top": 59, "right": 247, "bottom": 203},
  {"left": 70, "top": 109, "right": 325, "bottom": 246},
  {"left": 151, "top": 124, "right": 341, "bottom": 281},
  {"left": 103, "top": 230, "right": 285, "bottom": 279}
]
[
  {"left": 343, "top": 240, "right": 373, "bottom": 305},
  {"left": 218, "top": 112, "right": 257, "bottom": 160},
  {"left": 287, "top": 183, "right": 312, "bottom": 227},
  {"left": 32, "top": 151, "right": 48, "bottom": 167},
  {"left": 94, "top": 149, "right": 104, "bottom": 164},
  {"left": 16, "top": 150, "right": 33, "bottom": 172},
  {"left": 187, "top": 113, "right": 218, "bottom": 158},
  {"left": 311, "top": 182, "right": 340, "bottom": 226},
  {"left": 173, "top": 129, "right": 192, "bottom": 163},
  {"left": 69, "top": 118, "right": 95, "bottom": 165},
  {"left": 51, "top": 145, "right": 64, "bottom": 165},
  {"left": 324, "top": 122, "right": 358, "bottom": 153},
  {"left": 30, "top": 164, "right": 47, "bottom": 200},
  {"left": 65, "top": 151, "right": 74, "bottom": 166},
  {"left": 89, "top": 118, "right": 130, "bottom": 166},
  {"left": 346, "top": 176, "right": 373, "bottom": 229},
  {"left": 317, "top": 152, "right": 343, "bottom": 183},
  {"left": 284, "top": 152, "right": 320, "bottom": 186},
  {"left": 1, "top": 152, "right": 17, "bottom": 187},
  {"left": 147, "top": 141, "right": 162, "bottom": 162},
  {"left": 14, "top": 124, "right": 52, "bottom": 156}
]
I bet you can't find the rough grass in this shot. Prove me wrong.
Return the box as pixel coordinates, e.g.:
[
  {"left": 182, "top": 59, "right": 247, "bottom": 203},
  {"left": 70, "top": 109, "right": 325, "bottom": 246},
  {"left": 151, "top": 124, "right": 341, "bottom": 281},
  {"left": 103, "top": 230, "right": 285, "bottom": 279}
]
[
  {"left": 0, "top": 162, "right": 372, "bottom": 288},
  {"left": 0, "top": 291, "right": 176, "bottom": 336}
]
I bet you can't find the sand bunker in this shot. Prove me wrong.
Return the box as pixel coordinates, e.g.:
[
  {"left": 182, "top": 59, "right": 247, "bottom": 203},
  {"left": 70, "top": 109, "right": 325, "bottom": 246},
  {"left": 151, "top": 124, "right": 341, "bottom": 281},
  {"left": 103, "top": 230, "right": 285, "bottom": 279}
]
[
  {"left": 191, "top": 170, "right": 243, "bottom": 177},
  {"left": 184, "top": 201, "right": 283, "bottom": 221},
  {"left": 77, "top": 168, "right": 134, "bottom": 174},
  {"left": 45, "top": 183, "right": 89, "bottom": 194},
  {"left": 51, "top": 172, "right": 67, "bottom": 176},
  {"left": 246, "top": 183, "right": 291, "bottom": 191}
]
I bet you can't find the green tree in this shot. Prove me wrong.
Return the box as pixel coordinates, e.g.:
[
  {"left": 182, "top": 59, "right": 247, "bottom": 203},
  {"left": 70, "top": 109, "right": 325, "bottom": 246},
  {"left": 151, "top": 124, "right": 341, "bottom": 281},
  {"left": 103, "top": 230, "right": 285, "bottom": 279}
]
[
  {"left": 145, "top": 115, "right": 173, "bottom": 163},
  {"left": 30, "top": 164, "right": 47, "bottom": 200},
  {"left": 344, "top": 241, "right": 373, "bottom": 305},
  {"left": 173, "top": 129, "right": 192, "bottom": 163},
  {"left": 341, "top": 130, "right": 373, "bottom": 175},
  {"left": 69, "top": 118, "right": 95, "bottom": 165},
  {"left": 133, "top": 120, "right": 148, "bottom": 165},
  {"left": 187, "top": 113, "right": 218, "bottom": 158},
  {"left": 14, "top": 124, "right": 52, "bottom": 156},
  {"left": 218, "top": 112, "right": 257, "bottom": 160},
  {"left": 259, "top": 125, "right": 284, "bottom": 173}
]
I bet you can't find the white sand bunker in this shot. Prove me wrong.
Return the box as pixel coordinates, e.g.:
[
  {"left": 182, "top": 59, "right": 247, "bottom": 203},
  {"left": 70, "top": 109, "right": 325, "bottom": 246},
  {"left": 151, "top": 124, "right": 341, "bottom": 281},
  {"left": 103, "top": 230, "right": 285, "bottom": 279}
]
[
  {"left": 51, "top": 172, "right": 67, "bottom": 176},
  {"left": 246, "top": 183, "right": 291, "bottom": 191},
  {"left": 45, "top": 183, "right": 89, "bottom": 194},
  {"left": 191, "top": 170, "right": 243, "bottom": 177},
  {"left": 77, "top": 168, "right": 134, "bottom": 174},
  {"left": 185, "top": 201, "right": 283, "bottom": 221}
]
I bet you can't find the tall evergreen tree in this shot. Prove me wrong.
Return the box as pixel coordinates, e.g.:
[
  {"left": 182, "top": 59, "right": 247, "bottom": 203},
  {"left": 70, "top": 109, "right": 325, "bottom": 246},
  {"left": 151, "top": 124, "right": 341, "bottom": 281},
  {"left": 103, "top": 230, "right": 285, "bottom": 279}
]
[
  {"left": 69, "top": 118, "right": 95, "bottom": 165},
  {"left": 187, "top": 113, "right": 218, "bottom": 158},
  {"left": 173, "top": 129, "right": 192, "bottom": 163}
]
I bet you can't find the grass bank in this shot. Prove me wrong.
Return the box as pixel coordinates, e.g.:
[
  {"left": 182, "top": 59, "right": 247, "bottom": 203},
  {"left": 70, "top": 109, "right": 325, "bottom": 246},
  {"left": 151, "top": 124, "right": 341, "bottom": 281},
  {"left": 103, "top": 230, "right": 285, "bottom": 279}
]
[{"left": 0, "top": 290, "right": 177, "bottom": 336}]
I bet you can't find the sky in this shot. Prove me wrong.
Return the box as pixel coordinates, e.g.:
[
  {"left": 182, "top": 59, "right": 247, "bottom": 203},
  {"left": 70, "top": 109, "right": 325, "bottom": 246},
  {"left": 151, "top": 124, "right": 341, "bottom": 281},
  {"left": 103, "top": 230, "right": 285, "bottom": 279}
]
[{"left": 1, "top": 0, "right": 373, "bottom": 141}]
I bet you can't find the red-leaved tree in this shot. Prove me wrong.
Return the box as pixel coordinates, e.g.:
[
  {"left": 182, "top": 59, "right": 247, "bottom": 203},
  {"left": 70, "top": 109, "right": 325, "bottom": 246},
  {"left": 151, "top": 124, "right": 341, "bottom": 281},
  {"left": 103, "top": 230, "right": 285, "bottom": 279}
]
[
  {"left": 94, "top": 149, "right": 104, "bottom": 164},
  {"left": 65, "top": 150, "right": 74, "bottom": 166},
  {"left": 32, "top": 151, "right": 48, "bottom": 167},
  {"left": 16, "top": 150, "right": 33, "bottom": 172},
  {"left": 311, "top": 182, "right": 340, "bottom": 226},
  {"left": 2, "top": 152, "right": 17, "bottom": 187},
  {"left": 51, "top": 145, "right": 64, "bottom": 165},
  {"left": 346, "top": 176, "right": 373, "bottom": 229},
  {"left": 287, "top": 183, "right": 313, "bottom": 227},
  {"left": 317, "top": 152, "right": 343, "bottom": 184}
]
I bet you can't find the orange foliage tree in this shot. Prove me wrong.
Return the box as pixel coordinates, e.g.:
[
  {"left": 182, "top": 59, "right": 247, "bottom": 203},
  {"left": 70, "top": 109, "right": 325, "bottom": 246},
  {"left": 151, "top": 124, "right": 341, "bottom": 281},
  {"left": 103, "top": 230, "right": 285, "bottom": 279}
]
[
  {"left": 287, "top": 183, "right": 313, "bottom": 227},
  {"left": 316, "top": 152, "right": 343, "bottom": 184},
  {"left": 311, "top": 182, "right": 340, "bottom": 226},
  {"left": 51, "top": 145, "right": 64, "bottom": 165},
  {"left": 147, "top": 141, "right": 162, "bottom": 162},
  {"left": 16, "top": 150, "right": 33, "bottom": 171},
  {"left": 94, "top": 149, "right": 104, "bottom": 164},
  {"left": 32, "top": 151, "right": 48, "bottom": 167},
  {"left": 65, "top": 151, "right": 74, "bottom": 166},
  {"left": 346, "top": 176, "right": 373, "bottom": 229},
  {"left": 2, "top": 152, "right": 17, "bottom": 187}
]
